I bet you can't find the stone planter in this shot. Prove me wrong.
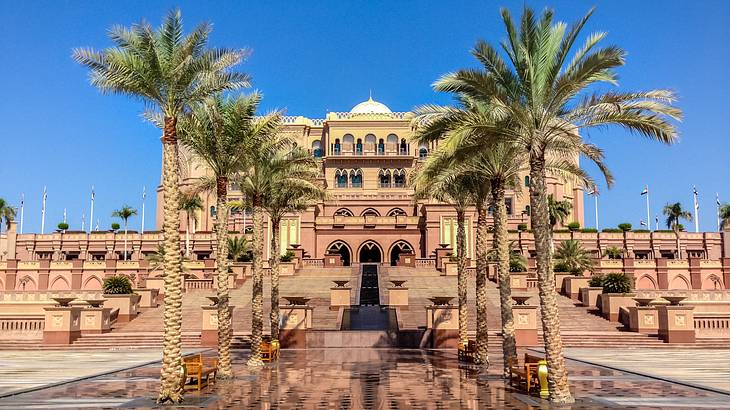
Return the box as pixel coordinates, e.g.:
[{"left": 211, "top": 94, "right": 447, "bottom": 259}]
[
  {"left": 564, "top": 277, "right": 590, "bottom": 300},
  {"left": 580, "top": 287, "right": 603, "bottom": 308},
  {"left": 143, "top": 277, "right": 165, "bottom": 296},
  {"left": 133, "top": 288, "right": 159, "bottom": 308},
  {"left": 554, "top": 272, "right": 573, "bottom": 293},
  {"left": 426, "top": 305, "right": 459, "bottom": 348},
  {"left": 599, "top": 293, "right": 637, "bottom": 322},
  {"left": 509, "top": 272, "right": 529, "bottom": 291},
  {"left": 658, "top": 305, "right": 695, "bottom": 343},
  {"left": 80, "top": 307, "right": 112, "bottom": 335},
  {"left": 103, "top": 293, "right": 141, "bottom": 322},
  {"left": 628, "top": 306, "right": 658, "bottom": 334},
  {"left": 279, "top": 262, "right": 296, "bottom": 276},
  {"left": 443, "top": 262, "right": 458, "bottom": 276}
]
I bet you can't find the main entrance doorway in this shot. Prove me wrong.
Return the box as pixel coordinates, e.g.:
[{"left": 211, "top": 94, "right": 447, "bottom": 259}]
[{"left": 358, "top": 241, "right": 382, "bottom": 263}]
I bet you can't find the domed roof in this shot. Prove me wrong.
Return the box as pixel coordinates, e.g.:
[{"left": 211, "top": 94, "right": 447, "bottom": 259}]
[{"left": 350, "top": 96, "right": 392, "bottom": 114}]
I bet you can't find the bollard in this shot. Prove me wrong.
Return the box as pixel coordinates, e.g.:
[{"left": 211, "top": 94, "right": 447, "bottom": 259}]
[{"left": 537, "top": 360, "right": 549, "bottom": 399}]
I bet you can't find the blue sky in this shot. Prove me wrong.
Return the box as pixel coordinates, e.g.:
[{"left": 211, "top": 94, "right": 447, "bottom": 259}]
[{"left": 1, "top": 1, "right": 728, "bottom": 232}]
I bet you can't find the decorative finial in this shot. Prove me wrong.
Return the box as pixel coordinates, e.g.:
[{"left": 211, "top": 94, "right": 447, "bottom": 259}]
[{"left": 369, "top": 89, "right": 373, "bottom": 101}]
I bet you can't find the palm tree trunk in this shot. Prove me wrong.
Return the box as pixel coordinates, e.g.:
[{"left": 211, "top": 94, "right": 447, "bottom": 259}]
[
  {"left": 493, "top": 182, "right": 516, "bottom": 377},
  {"left": 185, "top": 214, "right": 191, "bottom": 258},
  {"left": 529, "top": 156, "right": 573, "bottom": 404},
  {"left": 456, "top": 208, "right": 468, "bottom": 345},
  {"left": 270, "top": 217, "right": 281, "bottom": 341},
  {"left": 247, "top": 197, "right": 265, "bottom": 367},
  {"left": 474, "top": 201, "right": 489, "bottom": 367},
  {"left": 215, "top": 177, "right": 233, "bottom": 379},
  {"left": 123, "top": 221, "right": 128, "bottom": 260},
  {"left": 157, "top": 116, "right": 184, "bottom": 404}
]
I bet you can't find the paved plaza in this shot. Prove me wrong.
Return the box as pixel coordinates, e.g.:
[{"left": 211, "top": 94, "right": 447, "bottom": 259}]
[{"left": 0, "top": 348, "right": 730, "bottom": 409}]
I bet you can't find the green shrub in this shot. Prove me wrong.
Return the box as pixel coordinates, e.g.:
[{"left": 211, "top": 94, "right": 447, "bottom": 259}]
[
  {"left": 111, "top": 222, "right": 120, "bottom": 231},
  {"left": 605, "top": 246, "right": 623, "bottom": 259},
  {"left": 103, "top": 275, "right": 133, "bottom": 294},
  {"left": 634, "top": 229, "right": 650, "bottom": 233},
  {"left": 676, "top": 223, "right": 685, "bottom": 232},
  {"left": 554, "top": 262, "right": 570, "bottom": 272},
  {"left": 588, "top": 274, "right": 604, "bottom": 287},
  {"left": 602, "top": 228, "right": 623, "bottom": 233},
  {"left": 553, "top": 229, "right": 570, "bottom": 233},
  {"left": 567, "top": 221, "right": 580, "bottom": 231},
  {"left": 280, "top": 250, "right": 294, "bottom": 262},
  {"left": 517, "top": 223, "right": 528, "bottom": 232},
  {"left": 617, "top": 223, "right": 632, "bottom": 232},
  {"left": 581, "top": 228, "right": 598, "bottom": 233},
  {"left": 601, "top": 273, "right": 632, "bottom": 294},
  {"left": 57, "top": 222, "right": 69, "bottom": 230}
]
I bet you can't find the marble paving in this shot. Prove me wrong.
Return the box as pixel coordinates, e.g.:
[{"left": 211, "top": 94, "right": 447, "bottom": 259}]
[{"left": 1, "top": 348, "right": 730, "bottom": 409}]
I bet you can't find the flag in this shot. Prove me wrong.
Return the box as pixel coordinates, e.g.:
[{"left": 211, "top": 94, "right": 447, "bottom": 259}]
[
  {"left": 640, "top": 187, "right": 648, "bottom": 196},
  {"left": 91, "top": 186, "right": 95, "bottom": 201},
  {"left": 693, "top": 186, "right": 699, "bottom": 196},
  {"left": 640, "top": 220, "right": 647, "bottom": 226},
  {"left": 20, "top": 193, "right": 24, "bottom": 207},
  {"left": 142, "top": 186, "right": 146, "bottom": 200},
  {"left": 717, "top": 194, "right": 721, "bottom": 206}
]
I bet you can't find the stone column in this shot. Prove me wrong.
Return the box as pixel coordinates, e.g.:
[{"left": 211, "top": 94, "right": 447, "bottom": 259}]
[
  {"left": 71, "top": 260, "right": 84, "bottom": 289},
  {"left": 513, "top": 305, "right": 539, "bottom": 346},
  {"left": 43, "top": 306, "right": 82, "bottom": 344},
  {"left": 201, "top": 305, "right": 235, "bottom": 347},
  {"left": 425, "top": 305, "right": 459, "bottom": 348},
  {"left": 658, "top": 305, "right": 695, "bottom": 343},
  {"left": 628, "top": 306, "right": 658, "bottom": 334},
  {"left": 689, "top": 258, "right": 702, "bottom": 289},
  {"left": 656, "top": 258, "right": 669, "bottom": 289},
  {"left": 38, "top": 260, "right": 50, "bottom": 290},
  {"left": 280, "top": 305, "right": 314, "bottom": 348}
]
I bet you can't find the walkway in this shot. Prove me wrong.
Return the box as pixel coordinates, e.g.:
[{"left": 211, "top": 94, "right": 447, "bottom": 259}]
[{"left": 1, "top": 348, "right": 730, "bottom": 409}]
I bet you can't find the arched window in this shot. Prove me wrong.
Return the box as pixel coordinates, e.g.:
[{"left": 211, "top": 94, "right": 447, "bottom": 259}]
[
  {"left": 418, "top": 147, "right": 428, "bottom": 160},
  {"left": 387, "top": 208, "right": 407, "bottom": 216},
  {"left": 379, "top": 169, "right": 391, "bottom": 188},
  {"left": 333, "top": 138, "right": 341, "bottom": 155},
  {"left": 334, "top": 208, "right": 354, "bottom": 217},
  {"left": 351, "top": 169, "right": 363, "bottom": 188},
  {"left": 524, "top": 176, "right": 530, "bottom": 187},
  {"left": 377, "top": 138, "right": 385, "bottom": 155},
  {"left": 394, "top": 169, "right": 406, "bottom": 188},
  {"left": 386, "top": 134, "right": 398, "bottom": 153},
  {"left": 335, "top": 169, "right": 347, "bottom": 188},
  {"left": 355, "top": 138, "right": 363, "bottom": 155},
  {"left": 361, "top": 208, "right": 380, "bottom": 216},
  {"left": 524, "top": 205, "right": 531, "bottom": 216},
  {"left": 365, "top": 134, "right": 376, "bottom": 154},
  {"left": 210, "top": 205, "right": 217, "bottom": 217},
  {"left": 343, "top": 134, "right": 354, "bottom": 154},
  {"left": 399, "top": 138, "right": 408, "bottom": 155},
  {"left": 312, "top": 140, "right": 322, "bottom": 158}
]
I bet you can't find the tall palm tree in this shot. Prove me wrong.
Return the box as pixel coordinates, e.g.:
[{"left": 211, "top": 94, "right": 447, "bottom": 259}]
[
  {"left": 263, "top": 149, "right": 323, "bottom": 343},
  {"left": 415, "top": 7, "right": 681, "bottom": 403},
  {"left": 111, "top": 205, "right": 138, "bottom": 260},
  {"left": 230, "top": 96, "right": 293, "bottom": 366},
  {"left": 179, "top": 193, "right": 203, "bottom": 257},
  {"left": 554, "top": 239, "right": 594, "bottom": 275},
  {"left": 74, "top": 10, "right": 249, "bottom": 403},
  {"left": 178, "top": 95, "right": 257, "bottom": 379},
  {"left": 548, "top": 195, "right": 572, "bottom": 230},
  {"left": 0, "top": 198, "right": 17, "bottom": 234},
  {"left": 720, "top": 203, "right": 730, "bottom": 231},
  {"left": 663, "top": 202, "right": 692, "bottom": 258}
]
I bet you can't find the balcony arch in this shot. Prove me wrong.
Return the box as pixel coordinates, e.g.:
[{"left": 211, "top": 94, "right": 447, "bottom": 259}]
[
  {"left": 326, "top": 240, "right": 351, "bottom": 266},
  {"left": 343, "top": 134, "right": 354, "bottom": 154},
  {"left": 389, "top": 240, "right": 414, "bottom": 266},
  {"left": 365, "top": 134, "right": 376, "bottom": 153},
  {"left": 393, "top": 169, "right": 407, "bottom": 187},
  {"left": 361, "top": 208, "right": 380, "bottom": 217},
  {"left": 334, "top": 208, "right": 354, "bottom": 217},
  {"left": 335, "top": 169, "right": 348, "bottom": 188},
  {"left": 358, "top": 240, "right": 383, "bottom": 263},
  {"left": 378, "top": 169, "right": 391, "bottom": 188},
  {"left": 350, "top": 169, "right": 363, "bottom": 188},
  {"left": 387, "top": 208, "right": 407, "bottom": 216},
  {"left": 311, "top": 140, "right": 322, "bottom": 158}
]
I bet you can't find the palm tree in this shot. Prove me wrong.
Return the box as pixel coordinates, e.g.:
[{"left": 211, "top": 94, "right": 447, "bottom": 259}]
[
  {"left": 263, "top": 149, "right": 323, "bottom": 343},
  {"left": 663, "top": 202, "right": 692, "bottom": 258},
  {"left": 548, "top": 195, "right": 572, "bottom": 231},
  {"left": 554, "top": 239, "right": 594, "bottom": 275},
  {"left": 720, "top": 204, "right": 730, "bottom": 231},
  {"left": 227, "top": 236, "right": 251, "bottom": 262},
  {"left": 179, "top": 193, "right": 203, "bottom": 258},
  {"left": 0, "top": 198, "right": 17, "bottom": 234},
  {"left": 111, "top": 205, "right": 138, "bottom": 260},
  {"left": 416, "top": 7, "right": 681, "bottom": 403},
  {"left": 229, "top": 95, "right": 291, "bottom": 367},
  {"left": 74, "top": 10, "right": 249, "bottom": 403},
  {"left": 178, "top": 95, "right": 257, "bottom": 379}
]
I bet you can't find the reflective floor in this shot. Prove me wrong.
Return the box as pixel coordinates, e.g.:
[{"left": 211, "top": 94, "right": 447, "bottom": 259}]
[{"left": 1, "top": 348, "right": 729, "bottom": 409}]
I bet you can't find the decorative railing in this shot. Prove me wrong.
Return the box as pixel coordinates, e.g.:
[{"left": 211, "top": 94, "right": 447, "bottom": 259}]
[
  {"left": 527, "top": 278, "right": 539, "bottom": 289},
  {"left": 694, "top": 314, "right": 730, "bottom": 338},
  {"left": 83, "top": 261, "right": 106, "bottom": 269},
  {"left": 0, "top": 316, "right": 44, "bottom": 339},
  {"left": 329, "top": 111, "right": 411, "bottom": 120},
  {"left": 184, "top": 279, "right": 213, "bottom": 291},
  {"left": 117, "top": 261, "right": 139, "bottom": 268},
  {"left": 635, "top": 289, "right": 730, "bottom": 302},
  {"left": 0, "top": 291, "right": 103, "bottom": 302},
  {"left": 415, "top": 259, "right": 435, "bottom": 268},
  {"left": 302, "top": 259, "right": 324, "bottom": 268}
]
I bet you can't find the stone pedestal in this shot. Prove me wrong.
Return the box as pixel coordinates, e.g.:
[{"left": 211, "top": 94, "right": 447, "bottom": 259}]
[
  {"left": 323, "top": 253, "right": 342, "bottom": 267},
  {"left": 509, "top": 272, "right": 529, "bottom": 291},
  {"left": 330, "top": 287, "right": 352, "bottom": 308},
  {"left": 280, "top": 305, "right": 314, "bottom": 348},
  {"left": 43, "top": 306, "right": 82, "bottom": 344},
  {"left": 564, "top": 277, "right": 590, "bottom": 300},
  {"left": 103, "top": 294, "right": 141, "bottom": 322},
  {"left": 397, "top": 253, "right": 416, "bottom": 267},
  {"left": 201, "top": 305, "right": 235, "bottom": 347},
  {"left": 658, "top": 305, "right": 695, "bottom": 343},
  {"left": 279, "top": 262, "right": 296, "bottom": 276},
  {"left": 133, "top": 288, "right": 159, "bottom": 308},
  {"left": 425, "top": 305, "right": 459, "bottom": 348},
  {"left": 580, "top": 287, "right": 603, "bottom": 308},
  {"left": 80, "top": 307, "right": 112, "bottom": 335},
  {"left": 144, "top": 277, "right": 165, "bottom": 296},
  {"left": 628, "top": 306, "right": 658, "bottom": 334},
  {"left": 388, "top": 287, "right": 409, "bottom": 307},
  {"left": 554, "top": 272, "right": 572, "bottom": 293},
  {"left": 600, "top": 293, "right": 637, "bottom": 322},
  {"left": 443, "top": 262, "right": 458, "bottom": 276},
  {"left": 435, "top": 246, "right": 453, "bottom": 271},
  {"left": 512, "top": 305, "right": 539, "bottom": 346}
]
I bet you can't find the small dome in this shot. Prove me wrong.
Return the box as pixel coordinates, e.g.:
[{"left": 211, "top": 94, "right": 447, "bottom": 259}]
[{"left": 350, "top": 96, "right": 392, "bottom": 114}]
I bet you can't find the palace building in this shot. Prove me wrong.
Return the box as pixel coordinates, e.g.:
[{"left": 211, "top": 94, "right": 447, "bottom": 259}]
[{"left": 170, "top": 96, "right": 585, "bottom": 266}]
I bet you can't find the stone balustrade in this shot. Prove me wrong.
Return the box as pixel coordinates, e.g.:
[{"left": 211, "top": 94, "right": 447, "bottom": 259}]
[
  {"left": 0, "top": 315, "right": 44, "bottom": 340},
  {"left": 694, "top": 314, "right": 730, "bottom": 338}
]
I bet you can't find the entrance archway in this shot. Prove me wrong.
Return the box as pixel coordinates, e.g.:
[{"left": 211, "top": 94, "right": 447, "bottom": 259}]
[
  {"left": 327, "top": 241, "right": 351, "bottom": 266},
  {"left": 358, "top": 241, "right": 382, "bottom": 263},
  {"left": 389, "top": 240, "right": 413, "bottom": 266}
]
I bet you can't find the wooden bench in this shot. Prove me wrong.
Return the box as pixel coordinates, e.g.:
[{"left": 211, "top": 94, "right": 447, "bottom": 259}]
[
  {"left": 261, "top": 339, "right": 280, "bottom": 362},
  {"left": 182, "top": 354, "right": 218, "bottom": 391},
  {"left": 458, "top": 340, "right": 476, "bottom": 363},
  {"left": 508, "top": 353, "right": 546, "bottom": 393}
]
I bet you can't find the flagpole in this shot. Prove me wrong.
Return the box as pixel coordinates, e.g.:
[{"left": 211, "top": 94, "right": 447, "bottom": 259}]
[
  {"left": 63, "top": 208, "right": 67, "bottom": 224},
  {"left": 718, "top": 193, "right": 722, "bottom": 232},
  {"left": 81, "top": 213, "right": 86, "bottom": 232},
  {"left": 693, "top": 186, "right": 699, "bottom": 233},
  {"left": 41, "top": 186, "right": 47, "bottom": 234},
  {"left": 89, "top": 186, "right": 95, "bottom": 234},
  {"left": 594, "top": 193, "right": 599, "bottom": 230},
  {"left": 19, "top": 193, "right": 24, "bottom": 234},
  {"left": 645, "top": 186, "right": 651, "bottom": 232},
  {"left": 141, "top": 186, "right": 146, "bottom": 234}
]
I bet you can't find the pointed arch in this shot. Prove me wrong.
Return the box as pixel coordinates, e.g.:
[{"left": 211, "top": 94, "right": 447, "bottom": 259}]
[
  {"left": 358, "top": 240, "right": 383, "bottom": 263},
  {"left": 635, "top": 275, "right": 657, "bottom": 290},
  {"left": 334, "top": 208, "right": 354, "bottom": 217},
  {"left": 327, "top": 240, "right": 352, "bottom": 266},
  {"left": 83, "top": 276, "right": 103, "bottom": 290},
  {"left": 389, "top": 240, "right": 414, "bottom": 266},
  {"left": 50, "top": 276, "right": 71, "bottom": 291},
  {"left": 361, "top": 208, "right": 380, "bottom": 216},
  {"left": 17, "top": 276, "right": 36, "bottom": 291},
  {"left": 387, "top": 208, "right": 407, "bottom": 217},
  {"left": 670, "top": 275, "right": 690, "bottom": 290},
  {"left": 703, "top": 274, "right": 723, "bottom": 290}
]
